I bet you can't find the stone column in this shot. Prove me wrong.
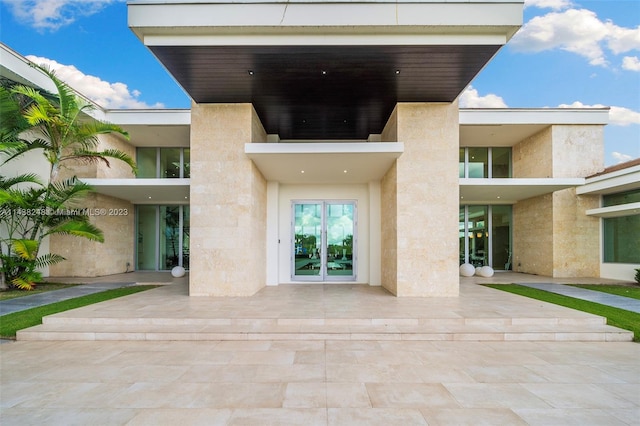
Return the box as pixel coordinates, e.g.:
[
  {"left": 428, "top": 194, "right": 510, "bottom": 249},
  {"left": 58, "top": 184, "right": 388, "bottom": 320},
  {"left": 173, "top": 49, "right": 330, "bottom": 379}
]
[
  {"left": 189, "top": 103, "right": 267, "bottom": 296},
  {"left": 381, "top": 102, "right": 460, "bottom": 296}
]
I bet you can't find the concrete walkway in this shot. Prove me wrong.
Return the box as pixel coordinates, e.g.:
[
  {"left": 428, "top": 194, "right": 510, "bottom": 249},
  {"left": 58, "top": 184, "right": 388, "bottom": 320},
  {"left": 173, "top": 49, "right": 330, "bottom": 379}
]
[
  {"left": 0, "top": 272, "right": 184, "bottom": 316},
  {"left": 518, "top": 283, "right": 640, "bottom": 314}
]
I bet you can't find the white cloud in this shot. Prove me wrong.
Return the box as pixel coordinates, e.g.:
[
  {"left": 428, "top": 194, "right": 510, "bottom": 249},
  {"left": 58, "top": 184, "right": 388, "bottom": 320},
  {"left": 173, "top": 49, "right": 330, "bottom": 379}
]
[
  {"left": 459, "top": 86, "right": 508, "bottom": 108},
  {"left": 622, "top": 56, "right": 640, "bottom": 72},
  {"left": 510, "top": 8, "right": 640, "bottom": 68},
  {"left": 558, "top": 101, "right": 640, "bottom": 126},
  {"left": 612, "top": 152, "right": 634, "bottom": 164},
  {"left": 27, "top": 56, "right": 164, "bottom": 109},
  {"left": 524, "top": 0, "right": 572, "bottom": 11},
  {"left": 1, "top": 0, "right": 118, "bottom": 32}
]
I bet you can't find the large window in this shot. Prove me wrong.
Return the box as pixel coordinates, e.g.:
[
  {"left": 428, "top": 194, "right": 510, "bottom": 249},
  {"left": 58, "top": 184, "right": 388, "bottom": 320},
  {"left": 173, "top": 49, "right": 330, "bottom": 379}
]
[
  {"left": 459, "top": 205, "right": 512, "bottom": 270},
  {"left": 459, "top": 147, "right": 511, "bottom": 178},
  {"left": 136, "top": 148, "right": 190, "bottom": 178},
  {"left": 136, "top": 205, "right": 190, "bottom": 270},
  {"left": 602, "top": 189, "right": 640, "bottom": 264}
]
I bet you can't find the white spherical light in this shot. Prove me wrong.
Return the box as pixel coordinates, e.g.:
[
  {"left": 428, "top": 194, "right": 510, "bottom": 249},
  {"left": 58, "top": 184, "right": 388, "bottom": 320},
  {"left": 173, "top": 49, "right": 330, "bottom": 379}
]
[
  {"left": 171, "top": 266, "right": 186, "bottom": 278},
  {"left": 478, "top": 266, "right": 494, "bottom": 278},
  {"left": 459, "top": 263, "right": 475, "bottom": 277},
  {"left": 475, "top": 266, "right": 483, "bottom": 275}
]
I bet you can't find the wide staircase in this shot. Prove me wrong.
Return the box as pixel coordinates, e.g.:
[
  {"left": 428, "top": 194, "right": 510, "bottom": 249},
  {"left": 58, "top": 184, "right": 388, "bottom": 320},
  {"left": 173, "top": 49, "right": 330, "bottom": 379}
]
[{"left": 17, "top": 282, "right": 633, "bottom": 342}]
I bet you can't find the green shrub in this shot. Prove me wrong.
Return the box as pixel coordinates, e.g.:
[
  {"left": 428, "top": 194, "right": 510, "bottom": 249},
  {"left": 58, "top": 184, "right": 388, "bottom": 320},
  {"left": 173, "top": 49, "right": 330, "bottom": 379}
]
[{"left": 635, "top": 268, "right": 640, "bottom": 284}]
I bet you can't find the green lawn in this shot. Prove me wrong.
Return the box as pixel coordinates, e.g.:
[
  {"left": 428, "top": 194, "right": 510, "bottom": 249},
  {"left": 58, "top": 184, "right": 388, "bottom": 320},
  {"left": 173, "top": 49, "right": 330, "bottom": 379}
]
[
  {"left": 483, "top": 284, "right": 640, "bottom": 342},
  {"left": 0, "top": 283, "right": 82, "bottom": 301},
  {"left": 568, "top": 284, "right": 640, "bottom": 300},
  {"left": 0, "top": 285, "right": 157, "bottom": 339}
]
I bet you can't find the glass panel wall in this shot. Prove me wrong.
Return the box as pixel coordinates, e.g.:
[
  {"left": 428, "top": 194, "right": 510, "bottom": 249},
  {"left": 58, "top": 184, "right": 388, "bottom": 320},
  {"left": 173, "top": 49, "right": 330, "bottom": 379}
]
[
  {"left": 326, "top": 203, "right": 354, "bottom": 277},
  {"left": 492, "top": 147, "right": 511, "bottom": 178},
  {"left": 468, "top": 205, "right": 488, "bottom": 266},
  {"left": 137, "top": 148, "right": 157, "bottom": 178},
  {"left": 603, "top": 215, "right": 640, "bottom": 263},
  {"left": 160, "top": 148, "right": 181, "bottom": 178},
  {"left": 459, "top": 147, "right": 512, "bottom": 178},
  {"left": 293, "top": 203, "right": 323, "bottom": 277},
  {"left": 467, "top": 148, "right": 488, "bottom": 178},
  {"left": 136, "top": 205, "right": 189, "bottom": 270},
  {"left": 136, "top": 148, "right": 189, "bottom": 178},
  {"left": 183, "top": 149, "right": 191, "bottom": 178},
  {"left": 603, "top": 189, "right": 640, "bottom": 207},
  {"left": 491, "top": 205, "right": 512, "bottom": 270},
  {"left": 182, "top": 206, "right": 190, "bottom": 269},
  {"left": 137, "top": 205, "right": 157, "bottom": 270},
  {"left": 460, "top": 205, "right": 512, "bottom": 270},
  {"left": 160, "top": 205, "right": 181, "bottom": 269}
]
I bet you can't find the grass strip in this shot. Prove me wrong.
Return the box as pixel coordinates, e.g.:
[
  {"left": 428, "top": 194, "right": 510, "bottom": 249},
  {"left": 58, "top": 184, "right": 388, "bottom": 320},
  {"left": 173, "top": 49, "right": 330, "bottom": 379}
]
[
  {"left": 0, "top": 283, "right": 82, "bottom": 301},
  {"left": 567, "top": 284, "right": 640, "bottom": 301},
  {"left": 0, "top": 285, "right": 157, "bottom": 339},
  {"left": 483, "top": 284, "right": 640, "bottom": 342}
]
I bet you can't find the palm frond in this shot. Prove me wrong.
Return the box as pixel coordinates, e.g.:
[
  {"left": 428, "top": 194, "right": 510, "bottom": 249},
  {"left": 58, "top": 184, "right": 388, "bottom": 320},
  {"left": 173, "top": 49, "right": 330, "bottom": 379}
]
[
  {"left": 0, "top": 173, "right": 43, "bottom": 189},
  {"left": 34, "top": 252, "right": 66, "bottom": 269},
  {"left": 46, "top": 220, "right": 105, "bottom": 242},
  {"left": 12, "top": 239, "right": 39, "bottom": 261},
  {"left": 67, "top": 148, "right": 138, "bottom": 175}
]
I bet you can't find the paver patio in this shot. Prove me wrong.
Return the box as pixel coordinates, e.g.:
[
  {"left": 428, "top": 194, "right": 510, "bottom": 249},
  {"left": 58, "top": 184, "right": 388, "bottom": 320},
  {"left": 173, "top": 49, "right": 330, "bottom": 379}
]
[{"left": 1, "top": 273, "right": 638, "bottom": 425}]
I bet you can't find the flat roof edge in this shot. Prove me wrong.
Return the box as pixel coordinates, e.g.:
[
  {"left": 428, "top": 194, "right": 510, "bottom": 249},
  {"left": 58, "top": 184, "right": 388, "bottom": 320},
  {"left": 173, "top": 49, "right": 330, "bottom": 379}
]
[{"left": 459, "top": 108, "right": 610, "bottom": 125}]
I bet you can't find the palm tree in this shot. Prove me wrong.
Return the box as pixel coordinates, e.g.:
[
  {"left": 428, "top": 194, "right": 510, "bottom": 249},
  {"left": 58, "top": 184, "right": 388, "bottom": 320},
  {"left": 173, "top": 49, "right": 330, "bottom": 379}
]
[
  {"left": 2, "top": 65, "right": 136, "bottom": 182},
  {"left": 0, "top": 65, "right": 136, "bottom": 289}
]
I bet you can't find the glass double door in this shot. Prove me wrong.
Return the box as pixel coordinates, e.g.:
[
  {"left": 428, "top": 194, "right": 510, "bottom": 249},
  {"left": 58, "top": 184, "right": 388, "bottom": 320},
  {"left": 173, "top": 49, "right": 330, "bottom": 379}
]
[{"left": 292, "top": 201, "right": 356, "bottom": 281}]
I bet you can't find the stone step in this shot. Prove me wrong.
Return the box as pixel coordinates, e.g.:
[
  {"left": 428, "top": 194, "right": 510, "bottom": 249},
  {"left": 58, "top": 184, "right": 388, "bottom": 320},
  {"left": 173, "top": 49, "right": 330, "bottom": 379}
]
[
  {"left": 17, "top": 320, "right": 632, "bottom": 342},
  {"left": 41, "top": 315, "right": 607, "bottom": 327}
]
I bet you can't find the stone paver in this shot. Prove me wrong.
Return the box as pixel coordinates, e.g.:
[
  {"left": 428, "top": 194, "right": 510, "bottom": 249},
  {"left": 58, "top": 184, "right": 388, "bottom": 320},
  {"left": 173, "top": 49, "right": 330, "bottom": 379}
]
[{"left": 1, "top": 273, "right": 638, "bottom": 424}]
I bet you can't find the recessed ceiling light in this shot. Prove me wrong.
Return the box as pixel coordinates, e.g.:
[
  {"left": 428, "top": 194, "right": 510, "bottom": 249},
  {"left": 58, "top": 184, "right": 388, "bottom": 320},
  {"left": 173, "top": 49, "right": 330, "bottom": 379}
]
[
  {"left": 301, "top": 170, "right": 305, "bottom": 174},
  {"left": 321, "top": 70, "right": 327, "bottom": 75},
  {"left": 148, "top": 196, "right": 152, "bottom": 199},
  {"left": 395, "top": 69, "right": 401, "bottom": 75},
  {"left": 343, "top": 170, "right": 348, "bottom": 173},
  {"left": 248, "top": 70, "right": 254, "bottom": 75},
  {"left": 497, "top": 196, "right": 501, "bottom": 199}
]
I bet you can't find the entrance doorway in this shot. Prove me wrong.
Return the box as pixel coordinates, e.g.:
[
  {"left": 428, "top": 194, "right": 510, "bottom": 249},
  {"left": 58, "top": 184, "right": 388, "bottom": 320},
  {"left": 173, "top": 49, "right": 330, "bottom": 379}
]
[{"left": 291, "top": 201, "right": 357, "bottom": 281}]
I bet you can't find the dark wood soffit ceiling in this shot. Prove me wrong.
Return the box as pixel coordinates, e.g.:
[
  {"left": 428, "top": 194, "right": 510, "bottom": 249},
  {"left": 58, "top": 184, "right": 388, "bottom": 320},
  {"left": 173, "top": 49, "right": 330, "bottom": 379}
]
[{"left": 151, "top": 45, "right": 500, "bottom": 139}]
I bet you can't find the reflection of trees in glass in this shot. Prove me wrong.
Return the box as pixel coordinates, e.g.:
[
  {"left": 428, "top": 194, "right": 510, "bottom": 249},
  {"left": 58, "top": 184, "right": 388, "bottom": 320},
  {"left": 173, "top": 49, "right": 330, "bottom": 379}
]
[
  {"left": 164, "top": 207, "right": 180, "bottom": 268},
  {"left": 295, "top": 233, "right": 317, "bottom": 257}
]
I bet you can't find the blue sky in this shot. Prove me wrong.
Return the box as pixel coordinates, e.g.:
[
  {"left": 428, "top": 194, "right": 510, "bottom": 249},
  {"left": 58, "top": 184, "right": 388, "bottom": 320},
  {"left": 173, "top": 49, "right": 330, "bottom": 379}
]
[{"left": 1, "top": 0, "right": 638, "bottom": 166}]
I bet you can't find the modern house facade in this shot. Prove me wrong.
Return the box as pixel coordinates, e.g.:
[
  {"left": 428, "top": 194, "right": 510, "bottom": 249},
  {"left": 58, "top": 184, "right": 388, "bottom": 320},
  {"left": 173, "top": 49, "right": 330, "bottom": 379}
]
[{"left": 1, "top": 1, "right": 638, "bottom": 297}]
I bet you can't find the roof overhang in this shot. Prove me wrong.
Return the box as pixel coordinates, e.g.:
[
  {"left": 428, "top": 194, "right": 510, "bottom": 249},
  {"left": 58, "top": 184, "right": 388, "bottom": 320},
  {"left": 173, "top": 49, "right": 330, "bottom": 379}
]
[
  {"left": 80, "top": 179, "right": 190, "bottom": 204},
  {"left": 460, "top": 178, "right": 585, "bottom": 204},
  {"left": 105, "top": 110, "right": 191, "bottom": 147},
  {"left": 459, "top": 108, "right": 610, "bottom": 147},
  {"left": 245, "top": 142, "right": 403, "bottom": 183},
  {"left": 585, "top": 203, "right": 640, "bottom": 218},
  {"left": 128, "top": 0, "right": 523, "bottom": 139},
  {"left": 577, "top": 164, "right": 640, "bottom": 195}
]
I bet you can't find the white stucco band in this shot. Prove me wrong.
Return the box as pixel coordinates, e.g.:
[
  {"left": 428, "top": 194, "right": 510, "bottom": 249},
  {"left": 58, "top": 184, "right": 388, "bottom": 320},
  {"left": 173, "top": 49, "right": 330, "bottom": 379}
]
[{"left": 129, "top": 1, "right": 523, "bottom": 43}]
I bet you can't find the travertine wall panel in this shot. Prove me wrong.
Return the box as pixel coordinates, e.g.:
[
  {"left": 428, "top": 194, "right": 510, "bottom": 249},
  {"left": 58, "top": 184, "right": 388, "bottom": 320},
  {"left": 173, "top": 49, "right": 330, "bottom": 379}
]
[
  {"left": 189, "top": 103, "right": 267, "bottom": 296},
  {"left": 382, "top": 102, "right": 459, "bottom": 296},
  {"left": 552, "top": 189, "right": 600, "bottom": 277},
  {"left": 513, "top": 194, "right": 554, "bottom": 276},
  {"left": 49, "top": 194, "right": 134, "bottom": 276},
  {"left": 380, "top": 162, "right": 398, "bottom": 295},
  {"left": 513, "top": 127, "right": 552, "bottom": 178},
  {"left": 513, "top": 124, "right": 604, "bottom": 278},
  {"left": 96, "top": 134, "right": 136, "bottom": 179},
  {"left": 551, "top": 125, "right": 604, "bottom": 178}
]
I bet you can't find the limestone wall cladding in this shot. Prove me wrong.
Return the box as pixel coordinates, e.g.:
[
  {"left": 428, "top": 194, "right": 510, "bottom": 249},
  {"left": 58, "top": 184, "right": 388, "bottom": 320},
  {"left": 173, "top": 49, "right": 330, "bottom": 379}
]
[
  {"left": 189, "top": 103, "right": 267, "bottom": 296},
  {"left": 512, "top": 124, "right": 604, "bottom": 278},
  {"left": 380, "top": 107, "right": 399, "bottom": 294},
  {"left": 382, "top": 103, "right": 459, "bottom": 296},
  {"left": 380, "top": 162, "right": 398, "bottom": 295},
  {"left": 513, "top": 126, "right": 552, "bottom": 178},
  {"left": 96, "top": 133, "right": 136, "bottom": 179},
  {"left": 513, "top": 194, "right": 554, "bottom": 276},
  {"left": 49, "top": 194, "right": 134, "bottom": 277},
  {"left": 551, "top": 125, "right": 604, "bottom": 178},
  {"left": 552, "top": 189, "right": 600, "bottom": 277}
]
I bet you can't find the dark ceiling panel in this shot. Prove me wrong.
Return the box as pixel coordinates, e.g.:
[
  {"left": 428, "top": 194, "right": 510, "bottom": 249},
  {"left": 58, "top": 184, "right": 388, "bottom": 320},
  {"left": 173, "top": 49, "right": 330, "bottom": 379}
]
[{"left": 151, "top": 45, "right": 500, "bottom": 139}]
